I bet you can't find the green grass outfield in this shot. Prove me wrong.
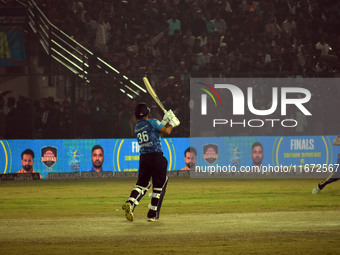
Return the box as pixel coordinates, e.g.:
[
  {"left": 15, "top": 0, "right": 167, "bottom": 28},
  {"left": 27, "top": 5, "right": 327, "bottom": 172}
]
[{"left": 0, "top": 178, "right": 339, "bottom": 255}]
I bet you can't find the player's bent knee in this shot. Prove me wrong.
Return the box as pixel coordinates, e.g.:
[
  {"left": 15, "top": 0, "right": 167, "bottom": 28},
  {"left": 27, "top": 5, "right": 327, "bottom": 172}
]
[{"left": 128, "top": 182, "right": 151, "bottom": 210}]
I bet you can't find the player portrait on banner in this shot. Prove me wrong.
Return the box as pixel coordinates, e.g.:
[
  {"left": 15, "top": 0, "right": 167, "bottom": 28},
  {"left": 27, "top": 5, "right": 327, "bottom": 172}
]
[
  {"left": 251, "top": 142, "right": 263, "bottom": 169},
  {"left": 90, "top": 145, "right": 105, "bottom": 172},
  {"left": 17, "top": 149, "right": 42, "bottom": 179},
  {"left": 180, "top": 147, "right": 197, "bottom": 171}
]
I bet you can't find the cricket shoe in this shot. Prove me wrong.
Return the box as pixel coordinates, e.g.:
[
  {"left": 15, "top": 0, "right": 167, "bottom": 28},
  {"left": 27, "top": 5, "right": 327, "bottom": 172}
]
[
  {"left": 147, "top": 208, "right": 158, "bottom": 222},
  {"left": 312, "top": 185, "right": 322, "bottom": 194},
  {"left": 122, "top": 202, "right": 134, "bottom": 221},
  {"left": 147, "top": 217, "right": 159, "bottom": 222}
]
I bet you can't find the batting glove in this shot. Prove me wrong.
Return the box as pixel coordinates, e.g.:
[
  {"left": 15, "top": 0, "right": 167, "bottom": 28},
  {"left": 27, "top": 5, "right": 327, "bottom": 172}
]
[
  {"left": 161, "top": 111, "right": 170, "bottom": 125},
  {"left": 169, "top": 115, "right": 180, "bottom": 127},
  {"left": 167, "top": 109, "right": 176, "bottom": 119}
]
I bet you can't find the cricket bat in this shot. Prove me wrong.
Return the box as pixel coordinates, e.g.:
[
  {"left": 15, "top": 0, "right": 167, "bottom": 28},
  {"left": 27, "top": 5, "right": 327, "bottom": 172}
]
[{"left": 142, "top": 77, "right": 167, "bottom": 113}]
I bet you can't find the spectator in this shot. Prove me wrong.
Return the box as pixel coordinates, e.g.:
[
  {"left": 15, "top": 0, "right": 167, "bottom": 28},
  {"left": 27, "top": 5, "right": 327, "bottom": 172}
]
[
  {"left": 41, "top": 97, "right": 58, "bottom": 139},
  {"left": 167, "top": 11, "right": 181, "bottom": 36},
  {"left": 192, "top": 38, "right": 202, "bottom": 55},
  {"left": 315, "top": 35, "right": 332, "bottom": 56},
  {"left": 281, "top": 14, "right": 296, "bottom": 38},
  {"left": 196, "top": 45, "right": 213, "bottom": 68},
  {"left": 182, "top": 29, "right": 196, "bottom": 48},
  {"left": 197, "top": 30, "right": 208, "bottom": 47},
  {"left": 93, "top": 13, "right": 110, "bottom": 56},
  {"left": 84, "top": 12, "right": 97, "bottom": 40},
  {"left": 204, "top": 10, "right": 216, "bottom": 34},
  {"left": 191, "top": 10, "right": 207, "bottom": 37},
  {"left": 212, "top": 11, "right": 227, "bottom": 36},
  {"left": 220, "top": 0, "right": 233, "bottom": 14},
  {"left": 89, "top": 88, "right": 109, "bottom": 138},
  {"left": 265, "top": 17, "right": 281, "bottom": 39}
]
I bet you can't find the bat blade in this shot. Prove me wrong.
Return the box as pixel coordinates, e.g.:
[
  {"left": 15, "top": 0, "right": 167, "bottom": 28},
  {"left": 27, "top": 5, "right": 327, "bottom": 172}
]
[{"left": 142, "top": 77, "right": 167, "bottom": 113}]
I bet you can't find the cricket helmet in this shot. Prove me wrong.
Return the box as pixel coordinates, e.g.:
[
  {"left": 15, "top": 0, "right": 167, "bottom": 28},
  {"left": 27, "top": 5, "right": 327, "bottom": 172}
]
[{"left": 135, "top": 103, "right": 150, "bottom": 119}]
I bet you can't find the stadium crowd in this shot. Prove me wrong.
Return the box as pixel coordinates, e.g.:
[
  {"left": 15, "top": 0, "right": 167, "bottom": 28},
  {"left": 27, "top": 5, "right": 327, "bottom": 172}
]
[
  {"left": 39, "top": 0, "right": 339, "bottom": 76},
  {"left": 1, "top": 0, "right": 339, "bottom": 139}
]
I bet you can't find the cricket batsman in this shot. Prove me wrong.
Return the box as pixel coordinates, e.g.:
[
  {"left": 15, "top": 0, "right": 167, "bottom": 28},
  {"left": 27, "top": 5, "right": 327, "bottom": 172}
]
[{"left": 122, "top": 103, "right": 180, "bottom": 221}]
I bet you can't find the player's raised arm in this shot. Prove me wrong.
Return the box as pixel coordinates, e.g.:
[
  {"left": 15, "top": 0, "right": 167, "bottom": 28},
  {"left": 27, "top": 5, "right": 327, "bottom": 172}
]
[{"left": 160, "top": 124, "right": 173, "bottom": 135}]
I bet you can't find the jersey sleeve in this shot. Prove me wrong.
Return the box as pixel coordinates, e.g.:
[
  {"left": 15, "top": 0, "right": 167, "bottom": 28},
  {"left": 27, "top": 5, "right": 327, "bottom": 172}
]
[{"left": 149, "top": 119, "right": 164, "bottom": 131}]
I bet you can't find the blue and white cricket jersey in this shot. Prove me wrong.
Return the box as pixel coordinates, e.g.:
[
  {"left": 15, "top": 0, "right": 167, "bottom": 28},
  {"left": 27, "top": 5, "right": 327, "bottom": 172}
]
[{"left": 134, "top": 119, "right": 164, "bottom": 154}]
